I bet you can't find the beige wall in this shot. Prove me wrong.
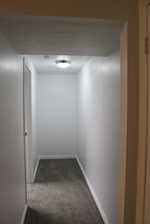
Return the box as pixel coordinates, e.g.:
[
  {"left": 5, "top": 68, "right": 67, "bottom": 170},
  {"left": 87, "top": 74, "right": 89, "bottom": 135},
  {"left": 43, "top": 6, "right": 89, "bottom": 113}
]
[{"left": 0, "top": 1, "right": 139, "bottom": 224}]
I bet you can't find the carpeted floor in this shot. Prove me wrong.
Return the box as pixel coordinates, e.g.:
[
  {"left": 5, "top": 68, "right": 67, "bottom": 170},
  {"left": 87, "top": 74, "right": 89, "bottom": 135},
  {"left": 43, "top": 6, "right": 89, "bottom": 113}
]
[{"left": 25, "top": 159, "right": 104, "bottom": 224}]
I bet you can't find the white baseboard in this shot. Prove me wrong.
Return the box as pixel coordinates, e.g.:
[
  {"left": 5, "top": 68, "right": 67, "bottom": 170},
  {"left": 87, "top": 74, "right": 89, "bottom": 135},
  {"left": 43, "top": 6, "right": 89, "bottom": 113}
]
[
  {"left": 33, "top": 158, "right": 40, "bottom": 182},
  {"left": 38, "top": 154, "right": 76, "bottom": 160},
  {"left": 75, "top": 155, "right": 110, "bottom": 224},
  {"left": 20, "top": 204, "right": 28, "bottom": 224}
]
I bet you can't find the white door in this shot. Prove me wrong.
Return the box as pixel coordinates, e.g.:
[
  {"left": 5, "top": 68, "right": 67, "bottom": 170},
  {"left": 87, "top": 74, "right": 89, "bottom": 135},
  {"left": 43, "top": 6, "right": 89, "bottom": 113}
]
[{"left": 23, "top": 61, "right": 33, "bottom": 184}]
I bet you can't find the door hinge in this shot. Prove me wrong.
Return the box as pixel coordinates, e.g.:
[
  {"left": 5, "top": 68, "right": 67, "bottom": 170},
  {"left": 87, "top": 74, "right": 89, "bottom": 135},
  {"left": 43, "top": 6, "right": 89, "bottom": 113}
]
[{"left": 145, "top": 36, "right": 149, "bottom": 55}]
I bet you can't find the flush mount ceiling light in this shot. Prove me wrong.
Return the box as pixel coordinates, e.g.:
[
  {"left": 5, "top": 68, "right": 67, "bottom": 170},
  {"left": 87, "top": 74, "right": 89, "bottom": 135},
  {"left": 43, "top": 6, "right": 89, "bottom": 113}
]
[{"left": 56, "top": 59, "right": 71, "bottom": 69}]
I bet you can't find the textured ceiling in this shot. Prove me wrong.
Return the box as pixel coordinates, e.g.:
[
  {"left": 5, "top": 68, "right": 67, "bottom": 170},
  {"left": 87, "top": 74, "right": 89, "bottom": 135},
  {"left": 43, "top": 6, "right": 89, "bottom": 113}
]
[
  {"left": 0, "top": 16, "right": 123, "bottom": 56},
  {"left": 27, "top": 55, "right": 91, "bottom": 75}
]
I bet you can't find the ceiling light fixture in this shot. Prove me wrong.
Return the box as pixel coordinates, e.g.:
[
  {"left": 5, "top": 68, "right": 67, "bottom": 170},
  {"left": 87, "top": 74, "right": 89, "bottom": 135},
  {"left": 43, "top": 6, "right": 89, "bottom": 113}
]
[{"left": 56, "top": 59, "right": 71, "bottom": 69}]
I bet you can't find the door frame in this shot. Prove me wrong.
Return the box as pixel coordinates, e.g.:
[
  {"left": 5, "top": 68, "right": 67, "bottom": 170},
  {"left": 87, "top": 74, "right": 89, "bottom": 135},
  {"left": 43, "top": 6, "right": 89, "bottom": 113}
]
[
  {"left": 21, "top": 23, "right": 129, "bottom": 224},
  {"left": 23, "top": 57, "right": 33, "bottom": 188},
  {"left": 19, "top": 19, "right": 129, "bottom": 224},
  {"left": 136, "top": 0, "right": 150, "bottom": 224}
]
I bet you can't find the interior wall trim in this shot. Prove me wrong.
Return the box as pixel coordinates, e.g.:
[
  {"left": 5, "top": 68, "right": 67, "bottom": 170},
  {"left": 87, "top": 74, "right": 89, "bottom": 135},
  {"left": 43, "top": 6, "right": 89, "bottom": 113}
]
[
  {"left": 20, "top": 204, "right": 28, "bottom": 224},
  {"left": 75, "top": 155, "right": 110, "bottom": 224},
  {"left": 38, "top": 154, "right": 76, "bottom": 160}
]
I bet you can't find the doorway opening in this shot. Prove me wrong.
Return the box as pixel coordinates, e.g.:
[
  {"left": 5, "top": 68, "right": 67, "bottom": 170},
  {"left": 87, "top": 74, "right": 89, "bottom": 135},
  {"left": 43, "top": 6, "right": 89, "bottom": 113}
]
[{"left": 0, "top": 15, "right": 127, "bottom": 224}]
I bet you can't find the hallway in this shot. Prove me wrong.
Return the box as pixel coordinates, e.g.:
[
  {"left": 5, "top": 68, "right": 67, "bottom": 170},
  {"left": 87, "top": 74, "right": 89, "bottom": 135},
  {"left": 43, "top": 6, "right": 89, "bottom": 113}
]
[
  {"left": 0, "top": 1, "right": 140, "bottom": 223},
  {"left": 0, "top": 15, "right": 127, "bottom": 224},
  {"left": 25, "top": 159, "right": 104, "bottom": 224}
]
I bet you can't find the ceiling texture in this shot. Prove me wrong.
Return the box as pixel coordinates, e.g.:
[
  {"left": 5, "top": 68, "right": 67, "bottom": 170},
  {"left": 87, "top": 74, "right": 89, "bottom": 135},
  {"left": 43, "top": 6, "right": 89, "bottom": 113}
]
[
  {"left": 0, "top": 15, "right": 123, "bottom": 74},
  {"left": 0, "top": 15, "right": 123, "bottom": 56}
]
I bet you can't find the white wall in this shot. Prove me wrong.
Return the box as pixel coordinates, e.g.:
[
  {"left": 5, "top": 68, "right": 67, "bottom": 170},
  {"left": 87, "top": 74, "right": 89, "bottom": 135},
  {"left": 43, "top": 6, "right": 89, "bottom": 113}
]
[
  {"left": 77, "top": 54, "right": 121, "bottom": 224},
  {"left": 37, "top": 74, "right": 78, "bottom": 157},
  {"left": 0, "top": 33, "right": 26, "bottom": 223}
]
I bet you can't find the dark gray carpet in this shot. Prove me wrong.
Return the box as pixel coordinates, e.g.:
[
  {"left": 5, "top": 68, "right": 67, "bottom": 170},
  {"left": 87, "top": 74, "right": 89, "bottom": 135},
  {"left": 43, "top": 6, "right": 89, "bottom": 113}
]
[{"left": 25, "top": 159, "right": 104, "bottom": 224}]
